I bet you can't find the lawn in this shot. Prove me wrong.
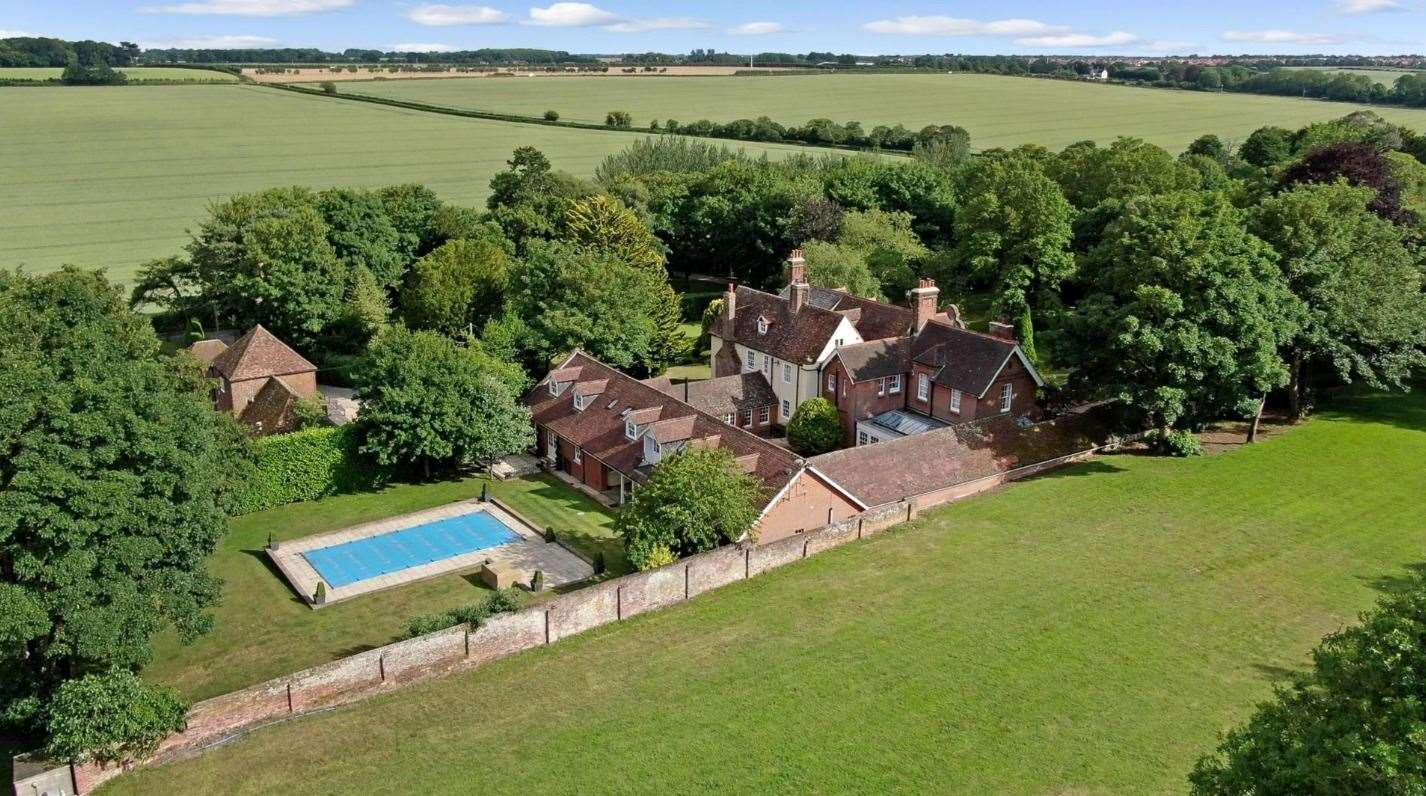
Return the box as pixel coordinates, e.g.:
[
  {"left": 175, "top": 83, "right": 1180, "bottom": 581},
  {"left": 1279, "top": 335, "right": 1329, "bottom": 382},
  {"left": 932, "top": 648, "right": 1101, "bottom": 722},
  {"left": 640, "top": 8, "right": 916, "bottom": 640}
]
[
  {"left": 1282, "top": 65, "right": 1425, "bottom": 86},
  {"left": 143, "top": 472, "right": 621, "bottom": 701},
  {"left": 109, "top": 390, "right": 1426, "bottom": 794},
  {"left": 0, "top": 84, "right": 834, "bottom": 282},
  {"left": 0, "top": 66, "right": 238, "bottom": 82},
  {"left": 321, "top": 71, "right": 1426, "bottom": 153}
]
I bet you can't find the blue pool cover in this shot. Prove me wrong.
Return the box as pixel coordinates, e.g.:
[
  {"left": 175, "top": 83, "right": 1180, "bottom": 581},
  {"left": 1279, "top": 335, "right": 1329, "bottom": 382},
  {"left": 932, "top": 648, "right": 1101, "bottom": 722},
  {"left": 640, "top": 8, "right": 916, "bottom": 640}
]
[{"left": 302, "top": 511, "right": 521, "bottom": 588}]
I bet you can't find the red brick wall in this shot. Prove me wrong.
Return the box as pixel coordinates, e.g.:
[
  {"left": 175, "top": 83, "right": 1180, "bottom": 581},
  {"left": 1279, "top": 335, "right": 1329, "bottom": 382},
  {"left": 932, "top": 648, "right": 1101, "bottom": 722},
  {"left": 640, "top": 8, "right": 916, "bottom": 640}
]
[
  {"left": 824, "top": 360, "right": 909, "bottom": 446},
  {"left": 914, "top": 362, "right": 1038, "bottom": 424}
]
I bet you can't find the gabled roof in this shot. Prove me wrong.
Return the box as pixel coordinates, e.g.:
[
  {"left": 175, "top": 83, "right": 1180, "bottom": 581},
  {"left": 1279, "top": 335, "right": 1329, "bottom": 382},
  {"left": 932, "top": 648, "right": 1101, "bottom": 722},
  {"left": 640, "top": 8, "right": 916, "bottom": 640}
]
[
  {"left": 721, "top": 286, "right": 848, "bottom": 365},
  {"left": 238, "top": 376, "right": 301, "bottom": 436},
  {"left": 830, "top": 338, "right": 911, "bottom": 382},
  {"left": 525, "top": 352, "right": 801, "bottom": 497},
  {"left": 912, "top": 321, "right": 1043, "bottom": 397},
  {"left": 188, "top": 339, "right": 229, "bottom": 365},
  {"left": 210, "top": 325, "right": 316, "bottom": 382},
  {"left": 645, "top": 372, "right": 777, "bottom": 417},
  {"left": 778, "top": 285, "right": 914, "bottom": 341}
]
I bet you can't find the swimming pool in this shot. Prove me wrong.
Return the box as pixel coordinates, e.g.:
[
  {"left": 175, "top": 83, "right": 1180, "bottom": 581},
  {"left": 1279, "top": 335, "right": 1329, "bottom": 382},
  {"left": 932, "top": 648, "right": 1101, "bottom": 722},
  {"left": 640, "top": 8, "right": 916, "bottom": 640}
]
[{"left": 301, "top": 510, "right": 522, "bottom": 588}]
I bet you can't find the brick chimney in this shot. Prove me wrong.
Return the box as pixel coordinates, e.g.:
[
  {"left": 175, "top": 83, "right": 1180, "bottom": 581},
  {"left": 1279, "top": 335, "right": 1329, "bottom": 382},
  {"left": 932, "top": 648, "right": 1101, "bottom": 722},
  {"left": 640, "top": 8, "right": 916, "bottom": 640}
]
[
  {"left": 908, "top": 277, "right": 940, "bottom": 333},
  {"left": 788, "top": 249, "right": 809, "bottom": 314},
  {"left": 723, "top": 282, "right": 737, "bottom": 335},
  {"left": 988, "top": 319, "right": 1017, "bottom": 340}
]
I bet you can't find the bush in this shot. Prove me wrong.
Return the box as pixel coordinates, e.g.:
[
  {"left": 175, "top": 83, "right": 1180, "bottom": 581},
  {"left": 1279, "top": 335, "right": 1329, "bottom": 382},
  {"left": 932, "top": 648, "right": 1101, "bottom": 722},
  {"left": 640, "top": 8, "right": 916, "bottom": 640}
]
[
  {"left": 45, "top": 670, "right": 187, "bottom": 766},
  {"left": 402, "top": 589, "right": 522, "bottom": 639},
  {"left": 236, "top": 425, "right": 378, "bottom": 514},
  {"left": 605, "top": 110, "right": 633, "bottom": 129},
  {"left": 640, "top": 544, "right": 677, "bottom": 571},
  {"left": 530, "top": 569, "right": 546, "bottom": 592},
  {"left": 542, "top": 109, "right": 559, "bottom": 121},
  {"left": 1149, "top": 428, "right": 1203, "bottom": 457},
  {"left": 786, "top": 397, "right": 843, "bottom": 456},
  {"left": 320, "top": 81, "right": 337, "bottom": 94}
]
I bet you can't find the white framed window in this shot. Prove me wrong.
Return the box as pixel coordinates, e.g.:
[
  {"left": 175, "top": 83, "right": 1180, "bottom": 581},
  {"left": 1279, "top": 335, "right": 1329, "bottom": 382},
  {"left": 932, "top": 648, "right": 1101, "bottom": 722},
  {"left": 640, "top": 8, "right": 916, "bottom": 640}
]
[
  {"left": 949, "top": 388, "right": 962, "bottom": 414},
  {"left": 573, "top": 448, "right": 583, "bottom": 465},
  {"left": 763, "top": 356, "right": 771, "bottom": 376},
  {"left": 876, "top": 377, "right": 886, "bottom": 397},
  {"left": 746, "top": 350, "right": 758, "bottom": 371},
  {"left": 782, "top": 363, "right": 793, "bottom": 384},
  {"left": 857, "top": 430, "right": 869, "bottom": 446},
  {"left": 759, "top": 405, "right": 770, "bottom": 424},
  {"left": 625, "top": 420, "right": 638, "bottom": 440},
  {"left": 916, "top": 373, "right": 929, "bottom": 402},
  {"left": 781, "top": 399, "right": 791, "bottom": 420},
  {"left": 547, "top": 379, "right": 558, "bottom": 396},
  {"left": 742, "top": 408, "right": 754, "bottom": 427},
  {"left": 827, "top": 372, "right": 837, "bottom": 392},
  {"left": 757, "top": 316, "right": 768, "bottom": 335},
  {"left": 722, "top": 413, "right": 734, "bottom": 425},
  {"left": 573, "top": 392, "right": 586, "bottom": 411},
  {"left": 888, "top": 374, "right": 901, "bottom": 394},
  {"left": 999, "top": 383, "right": 1013, "bottom": 412}
]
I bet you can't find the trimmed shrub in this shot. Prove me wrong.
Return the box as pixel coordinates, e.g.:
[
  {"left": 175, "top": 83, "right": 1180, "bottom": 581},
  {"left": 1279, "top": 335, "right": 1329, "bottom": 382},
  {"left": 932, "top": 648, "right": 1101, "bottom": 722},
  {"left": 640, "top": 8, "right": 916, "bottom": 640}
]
[
  {"left": 1149, "top": 428, "right": 1203, "bottom": 457},
  {"left": 543, "top": 109, "right": 559, "bottom": 121},
  {"left": 236, "top": 425, "right": 378, "bottom": 514},
  {"left": 530, "top": 569, "right": 546, "bottom": 592},
  {"left": 640, "top": 544, "right": 677, "bottom": 571},
  {"left": 786, "top": 397, "right": 843, "bottom": 456},
  {"left": 402, "top": 588, "right": 523, "bottom": 639}
]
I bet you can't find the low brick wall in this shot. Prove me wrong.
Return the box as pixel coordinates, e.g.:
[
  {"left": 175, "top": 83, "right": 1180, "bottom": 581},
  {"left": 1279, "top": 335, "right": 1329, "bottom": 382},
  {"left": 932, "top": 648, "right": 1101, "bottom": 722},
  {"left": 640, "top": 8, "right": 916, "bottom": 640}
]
[{"left": 48, "top": 444, "right": 1111, "bottom": 794}]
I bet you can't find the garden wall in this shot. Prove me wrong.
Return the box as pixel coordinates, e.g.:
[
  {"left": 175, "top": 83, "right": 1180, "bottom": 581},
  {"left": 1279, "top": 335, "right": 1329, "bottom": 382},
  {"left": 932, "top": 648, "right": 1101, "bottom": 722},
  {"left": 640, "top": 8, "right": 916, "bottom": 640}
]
[{"left": 46, "top": 445, "right": 1101, "bottom": 794}]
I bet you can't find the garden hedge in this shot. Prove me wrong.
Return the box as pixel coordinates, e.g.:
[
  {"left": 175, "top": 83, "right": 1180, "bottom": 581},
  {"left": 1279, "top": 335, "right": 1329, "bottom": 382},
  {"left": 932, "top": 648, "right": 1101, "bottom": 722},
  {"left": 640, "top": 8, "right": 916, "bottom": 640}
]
[{"left": 236, "top": 425, "right": 378, "bottom": 514}]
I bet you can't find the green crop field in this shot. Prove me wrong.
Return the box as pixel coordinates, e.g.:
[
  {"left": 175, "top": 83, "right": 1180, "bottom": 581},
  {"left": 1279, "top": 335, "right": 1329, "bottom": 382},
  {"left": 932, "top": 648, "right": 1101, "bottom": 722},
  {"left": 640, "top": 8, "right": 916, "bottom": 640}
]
[
  {"left": 1283, "top": 65, "right": 1426, "bottom": 86},
  {"left": 0, "top": 66, "right": 238, "bottom": 81},
  {"left": 104, "top": 391, "right": 1426, "bottom": 794},
  {"left": 317, "top": 72, "right": 1426, "bottom": 152},
  {"left": 0, "top": 85, "right": 830, "bottom": 282}
]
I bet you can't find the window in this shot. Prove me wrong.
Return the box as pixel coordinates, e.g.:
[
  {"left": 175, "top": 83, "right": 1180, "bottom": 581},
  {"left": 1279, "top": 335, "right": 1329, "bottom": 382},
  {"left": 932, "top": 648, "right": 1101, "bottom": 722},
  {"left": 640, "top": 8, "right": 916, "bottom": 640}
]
[
  {"left": 888, "top": 374, "right": 901, "bottom": 394},
  {"left": 625, "top": 420, "right": 638, "bottom": 440},
  {"left": 782, "top": 363, "right": 793, "bottom": 384},
  {"left": 723, "top": 413, "right": 734, "bottom": 425},
  {"left": 758, "top": 405, "right": 770, "bottom": 425},
  {"left": 917, "top": 373, "right": 929, "bottom": 402},
  {"left": 999, "top": 383, "right": 1013, "bottom": 412},
  {"left": 877, "top": 377, "right": 886, "bottom": 397},
  {"left": 746, "top": 350, "right": 758, "bottom": 371},
  {"left": 742, "top": 408, "right": 754, "bottom": 427},
  {"left": 949, "top": 388, "right": 962, "bottom": 414},
  {"left": 857, "top": 430, "right": 869, "bottom": 446},
  {"left": 763, "top": 356, "right": 771, "bottom": 376},
  {"left": 573, "top": 448, "right": 583, "bottom": 465},
  {"left": 781, "top": 399, "right": 792, "bottom": 420},
  {"left": 573, "top": 392, "right": 586, "bottom": 411},
  {"left": 757, "top": 316, "right": 768, "bottom": 335},
  {"left": 547, "top": 379, "right": 558, "bottom": 396},
  {"left": 827, "top": 372, "right": 837, "bottom": 392}
]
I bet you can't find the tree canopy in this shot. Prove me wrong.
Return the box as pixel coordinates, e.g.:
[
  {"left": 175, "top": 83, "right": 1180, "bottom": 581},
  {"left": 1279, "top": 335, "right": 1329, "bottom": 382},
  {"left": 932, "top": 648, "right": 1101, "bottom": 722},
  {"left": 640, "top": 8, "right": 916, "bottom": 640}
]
[
  {"left": 786, "top": 397, "right": 844, "bottom": 456},
  {"left": 615, "top": 448, "right": 763, "bottom": 570},
  {"left": 400, "top": 238, "right": 510, "bottom": 338}
]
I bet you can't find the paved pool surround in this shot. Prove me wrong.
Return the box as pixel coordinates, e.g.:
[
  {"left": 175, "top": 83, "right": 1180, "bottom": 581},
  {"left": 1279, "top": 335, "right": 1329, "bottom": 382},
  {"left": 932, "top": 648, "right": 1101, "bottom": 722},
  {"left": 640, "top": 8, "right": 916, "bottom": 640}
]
[{"left": 268, "top": 498, "right": 593, "bottom": 606}]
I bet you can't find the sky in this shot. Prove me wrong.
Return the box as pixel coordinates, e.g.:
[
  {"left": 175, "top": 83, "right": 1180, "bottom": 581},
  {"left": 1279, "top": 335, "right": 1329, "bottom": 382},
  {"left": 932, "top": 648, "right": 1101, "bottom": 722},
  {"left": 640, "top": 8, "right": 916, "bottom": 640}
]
[{"left": 3, "top": 0, "right": 1425, "bottom": 56}]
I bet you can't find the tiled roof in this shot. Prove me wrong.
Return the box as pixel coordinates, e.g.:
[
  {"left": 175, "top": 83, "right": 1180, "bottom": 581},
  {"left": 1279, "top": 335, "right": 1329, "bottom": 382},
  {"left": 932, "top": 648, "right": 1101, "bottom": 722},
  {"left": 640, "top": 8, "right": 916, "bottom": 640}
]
[
  {"left": 831, "top": 338, "right": 911, "bottom": 382},
  {"left": 809, "top": 408, "right": 1116, "bottom": 508},
  {"left": 525, "top": 352, "right": 801, "bottom": 498},
  {"left": 210, "top": 325, "right": 316, "bottom": 382},
  {"left": 912, "top": 321, "right": 1023, "bottom": 397},
  {"left": 646, "top": 372, "right": 777, "bottom": 418},
  {"left": 722, "top": 286, "right": 847, "bottom": 365},
  {"left": 188, "top": 339, "right": 229, "bottom": 365},
  {"left": 863, "top": 408, "right": 951, "bottom": 438},
  {"left": 778, "top": 285, "right": 915, "bottom": 341},
  {"left": 238, "top": 376, "right": 301, "bottom": 436}
]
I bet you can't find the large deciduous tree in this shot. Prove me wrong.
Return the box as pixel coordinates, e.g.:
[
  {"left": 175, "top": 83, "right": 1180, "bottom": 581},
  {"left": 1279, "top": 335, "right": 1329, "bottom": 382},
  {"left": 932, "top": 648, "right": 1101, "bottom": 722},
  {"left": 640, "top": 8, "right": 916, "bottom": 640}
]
[
  {"left": 1251, "top": 181, "right": 1426, "bottom": 416},
  {"left": 615, "top": 448, "right": 762, "bottom": 571},
  {"left": 953, "top": 150, "right": 1075, "bottom": 363},
  {"left": 44, "top": 669, "right": 187, "bottom": 766},
  {"left": 314, "top": 188, "right": 407, "bottom": 290},
  {"left": 1189, "top": 574, "right": 1426, "bottom": 794},
  {"left": 353, "top": 327, "right": 532, "bottom": 477},
  {"left": 1280, "top": 141, "right": 1409, "bottom": 222},
  {"left": 400, "top": 238, "right": 511, "bottom": 338},
  {"left": 0, "top": 268, "right": 249, "bottom": 730},
  {"left": 1065, "top": 191, "right": 1301, "bottom": 433}
]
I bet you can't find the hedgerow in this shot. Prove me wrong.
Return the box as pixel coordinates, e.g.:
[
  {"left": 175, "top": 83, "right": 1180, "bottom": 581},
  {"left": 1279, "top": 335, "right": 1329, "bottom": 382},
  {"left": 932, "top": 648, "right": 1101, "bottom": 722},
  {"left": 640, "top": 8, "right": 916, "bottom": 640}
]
[{"left": 236, "top": 425, "right": 379, "bottom": 514}]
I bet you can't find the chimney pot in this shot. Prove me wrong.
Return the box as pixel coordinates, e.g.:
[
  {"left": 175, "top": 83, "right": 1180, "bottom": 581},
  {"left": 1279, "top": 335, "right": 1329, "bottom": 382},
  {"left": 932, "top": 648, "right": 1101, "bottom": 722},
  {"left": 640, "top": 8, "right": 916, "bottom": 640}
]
[
  {"left": 908, "top": 277, "right": 940, "bottom": 333},
  {"left": 787, "top": 249, "right": 807, "bottom": 286}
]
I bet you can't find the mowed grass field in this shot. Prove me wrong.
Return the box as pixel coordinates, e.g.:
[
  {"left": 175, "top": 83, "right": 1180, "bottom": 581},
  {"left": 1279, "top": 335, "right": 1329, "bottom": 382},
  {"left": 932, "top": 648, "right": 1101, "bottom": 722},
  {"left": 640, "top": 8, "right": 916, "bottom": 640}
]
[
  {"left": 322, "top": 71, "right": 1426, "bottom": 152},
  {"left": 106, "top": 391, "right": 1426, "bottom": 794},
  {"left": 1284, "top": 65, "right": 1426, "bottom": 86},
  {"left": 0, "top": 66, "right": 238, "bottom": 81},
  {"left": 0, "top": 85, "right": 830, "bottom": 282}
]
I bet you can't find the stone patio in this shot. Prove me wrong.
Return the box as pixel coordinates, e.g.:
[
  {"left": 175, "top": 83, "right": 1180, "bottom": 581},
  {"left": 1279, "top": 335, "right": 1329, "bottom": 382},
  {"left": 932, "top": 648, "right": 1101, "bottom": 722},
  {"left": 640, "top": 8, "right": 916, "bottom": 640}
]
[{"left": 268, "top": 498, "right": 593, "bottom": 607}]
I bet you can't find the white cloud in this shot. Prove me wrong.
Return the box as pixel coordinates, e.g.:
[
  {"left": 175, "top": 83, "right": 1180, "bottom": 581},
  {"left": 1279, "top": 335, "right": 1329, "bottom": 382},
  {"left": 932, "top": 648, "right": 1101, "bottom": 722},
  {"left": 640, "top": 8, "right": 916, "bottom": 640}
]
[
  {"left": 1, "top": 29, "right": 39, "bottom": 38},
  {"left": 526, "top": 2, "right": 619, "bottom": 26},
  {"left": 407, "top": 4, "right": 508, "bottom": 25},
  {"left": 728, "top": 21, "right": 784, "bottom": 35},
  {"left": 1338, "top": 0, "right": 1404, "bottom": 13},
  {"left": 390, "top": 42, "right": 459, "bottom": 52},
  {"left": 604, "top": 17, "right": 710, "bottom": 33},
  {"left": 139, "top": 34, "right": 279, "bottom": 48},
  {"left": 1015, "top": 31, "right": 1138, "bottom": 47},
  {"left": 862, "top": 16, "right": 1066, "bottom": 37},
  {"left": 1222, "top": 29, "right": 1347, "bottom": 45},
  {"left": 137, "top": 0, "right": 352, "bottom": 15}
]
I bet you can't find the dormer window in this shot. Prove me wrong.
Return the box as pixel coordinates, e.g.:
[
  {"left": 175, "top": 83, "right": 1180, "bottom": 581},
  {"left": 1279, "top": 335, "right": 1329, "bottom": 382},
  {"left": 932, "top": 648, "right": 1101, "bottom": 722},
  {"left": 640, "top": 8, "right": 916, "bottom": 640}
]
[
  {"left": 756, "top": 316, "right": 769, "bottom": 335},
  {"left": 573, "top": 391, "right": 586, "bottom": 411},
  {"left": 625, "top": 420, "right": 638, "bottom": 440},
  {"left": 547, "top": 379, "right": 559, "bottom": 396}
]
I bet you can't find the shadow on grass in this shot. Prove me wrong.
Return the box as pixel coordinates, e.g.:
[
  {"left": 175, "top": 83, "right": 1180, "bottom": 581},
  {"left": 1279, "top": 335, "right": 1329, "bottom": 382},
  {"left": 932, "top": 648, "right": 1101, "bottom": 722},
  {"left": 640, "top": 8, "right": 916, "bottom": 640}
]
[
  {"left": 241, "top": 548, "right": 307, "bottom": 605},
  {"left": 1250, "top": 662, "right": 1303, "bottom": 684},
  {"left": 1361, "top": 562, "right": 1426, "bottom": 597},
  {"left": 1316, "top": 390, "right": 1426, "bottom": 435},
  {"left": 1022, "top": 459, "right": 1127, "bottom": 482}
]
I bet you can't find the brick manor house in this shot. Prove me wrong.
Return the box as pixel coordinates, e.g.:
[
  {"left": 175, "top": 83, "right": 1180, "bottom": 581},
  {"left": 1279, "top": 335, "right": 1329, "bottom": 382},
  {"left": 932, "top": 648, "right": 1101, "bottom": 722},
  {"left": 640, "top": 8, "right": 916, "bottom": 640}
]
[{"left": 708, "top": 250, "right": 1044, "bottom": 446}]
